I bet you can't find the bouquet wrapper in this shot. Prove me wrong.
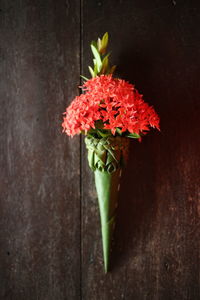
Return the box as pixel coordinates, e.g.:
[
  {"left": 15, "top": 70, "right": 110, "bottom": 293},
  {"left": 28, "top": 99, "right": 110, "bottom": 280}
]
[{"left": 85, "top": 136, "right": 129, "bottom": 273}]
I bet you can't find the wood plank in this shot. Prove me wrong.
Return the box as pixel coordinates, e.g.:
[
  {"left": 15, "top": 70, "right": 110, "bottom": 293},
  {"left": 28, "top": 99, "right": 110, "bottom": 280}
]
[
  {"left": 0, "top": 1, "right": 80, "bottom": 299},
  {"left": 81, "top": 1, "right": 200, "bottom": 299}
]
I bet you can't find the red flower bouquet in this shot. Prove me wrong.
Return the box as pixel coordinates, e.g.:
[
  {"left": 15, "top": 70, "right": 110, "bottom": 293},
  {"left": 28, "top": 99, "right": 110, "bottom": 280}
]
[
  {"left": 62, "top": 33, "right": 160, "bottom": 272},
  {"left": 62, "top": 75, "right": 159, "bottom": 137}
]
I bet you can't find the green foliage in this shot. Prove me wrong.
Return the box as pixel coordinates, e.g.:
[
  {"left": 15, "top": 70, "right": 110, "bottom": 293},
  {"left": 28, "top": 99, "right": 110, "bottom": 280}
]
[
  {"left": 85, "top": 122, "right": 141, "bottom": 139},
  {"left": 98, "top": 32, "right": 109, "bottom": 54},
  {"left": 88, "top": 66, "right": 95, "bottom": 78},
  {"left": 125, "top": 133, "right": 141, "bottom": 139},
  {"left": 80, "top": 74, "right": 89, "bottom": 81},
  {"left": 91, "top": 44, "right": 102, "bottom": 72},
  {"left": 82, "top": 32, "right": 116, "bottom": 79}
]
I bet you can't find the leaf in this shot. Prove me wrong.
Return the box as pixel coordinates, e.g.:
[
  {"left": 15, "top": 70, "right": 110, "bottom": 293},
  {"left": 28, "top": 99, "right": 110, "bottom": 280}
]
[
  {"left": 100, "top": 32, "right": 109, "bottom": 54},
  {"left": 93, "top": 63, "right": 98, "bottom": 76},
  {"left": 91, "top": 40, "right": 98, "bottom": 49},
  {"left": 109, "top": 65, "right": 116, "bottom": 74},
  {"left": 91, "top": 44, "right": 102, "bottom": 72},
  {"left": 97, "top": 38, "right": 102, "bottom": 52},
  {"left": 101, "top": 52, "right": 111, "bottom": 73},
  {"left": 104, "top": 52, "right": 111, "bottom": 59},
  {"left": 80, "top": 75, "right": 89, "bottom": 81},
  {"left": 97, "top": 129, "right": 112, "bottom": 138},
  {"left": 102, "top": 32, "right": 108, "bottom": 47},
  {"left": 88, "top": 66, "right": 95, "bottom": 78},
  {"left": 126, "top": 132, "right": 141, "bottom": 139},
  {"left": 116, "top": 128, "right": 122, "bottom": 136},
  {"left": 87, "top": 128, "right": 99, "bottom": 138},
  {"left": 101, "top": 56, "right": 109, "bottom": 74}
]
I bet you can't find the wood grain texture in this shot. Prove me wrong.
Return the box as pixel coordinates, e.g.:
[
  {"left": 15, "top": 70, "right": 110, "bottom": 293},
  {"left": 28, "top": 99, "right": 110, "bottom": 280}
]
[
  {"left": 81, "top": 1, "right": 200, "bottom": 299},
  {"left": 0, "top": 1, "right": 80, "bottom": 299},
  {"left": 0, "top": 0, "right": 200, "bottom": 299}
]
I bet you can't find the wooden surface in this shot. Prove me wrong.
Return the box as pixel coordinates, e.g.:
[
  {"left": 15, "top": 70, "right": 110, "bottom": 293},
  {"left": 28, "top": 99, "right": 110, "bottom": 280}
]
[
  {"left": 0, "top": 1, "right": 81, "bottom": 299},
  {"left": 0, "top": 0, "right": 200, "bottom": 299}
]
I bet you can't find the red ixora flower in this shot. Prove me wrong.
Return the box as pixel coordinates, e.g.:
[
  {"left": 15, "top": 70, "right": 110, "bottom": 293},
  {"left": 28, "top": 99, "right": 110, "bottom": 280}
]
[{"left": 62, "top": 75, "right": 160, "bottom": 136}]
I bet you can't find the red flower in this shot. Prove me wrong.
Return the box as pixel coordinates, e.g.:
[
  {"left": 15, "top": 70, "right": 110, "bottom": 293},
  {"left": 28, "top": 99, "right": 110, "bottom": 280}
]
[{"left": 62, "top": 75, "right": 160, "bottom": 136}]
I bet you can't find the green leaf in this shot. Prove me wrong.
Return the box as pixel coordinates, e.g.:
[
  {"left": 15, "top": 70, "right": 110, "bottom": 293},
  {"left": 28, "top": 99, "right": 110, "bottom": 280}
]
[
  {"left": 93, "top": 63, "right": 98, "bottom": 76},
  {"left": 87, "top": 128, "right": 99, "bottom": 138},
  {"left": 80, "top": 75, "right": 89, "bottom": 81},
  {"left": 126, "top": 132, "right": 141, "bottom": 139},
  {"left": 91, "top": 44, "right": 102, "bottom": 72},
  {"left": 100, "top": 53, "right": 110, "bottom": 73},
  {"left": 97, "top": 38, "right": 102, "bottom": 52},
  {"left": 100, "top": 32, "right": 109, "bottom": 54},
  {"left": 101, "top": 56, "right": 109, "bottom": 74},
  {"left": 104, "top": 52, "right": 111, "bottom": 59},
  {"left": 91, "top": 40, "right": 98, "bottom": 49},
  {"left": 88, "top": 66, "right": 95, "bottom": 78},
  {"left": 109, "top": 65, "right": 116, "bottom": 74},
  {"left": 102, "top": 32, "right": 108, "bottom": 47},
  {"left": 116, "top": 128, "right": 122, "bottom": 136},
  {"left": 97, "top": 129, "right": 112, "bottom": 138}
]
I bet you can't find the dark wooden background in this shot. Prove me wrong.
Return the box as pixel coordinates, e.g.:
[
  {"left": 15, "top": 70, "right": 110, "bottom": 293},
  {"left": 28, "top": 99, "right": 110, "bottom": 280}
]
[{"left": 0, "top": 1, "right": 199, "bottom": 299}]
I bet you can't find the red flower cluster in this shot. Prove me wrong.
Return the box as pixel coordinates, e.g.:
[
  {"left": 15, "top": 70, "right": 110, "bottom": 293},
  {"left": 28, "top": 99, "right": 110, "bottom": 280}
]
[{"left": 62, "top": 75, "right": 160, "bottom": 136}]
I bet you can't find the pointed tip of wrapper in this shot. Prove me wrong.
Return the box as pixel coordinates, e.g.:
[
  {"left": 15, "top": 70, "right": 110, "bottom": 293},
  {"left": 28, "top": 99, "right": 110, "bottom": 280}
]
[
  {"left": 103, "top": 245, "right": 109, "bottom": 274},
  {"left": 102, "top": 217, "right": 115, "bottom": 274},
  {"left": 102, "top": 222, "right": 110, "bottom": 274},
  {"left": 104, "top": 266, "right": 108, "bottom": 274}
]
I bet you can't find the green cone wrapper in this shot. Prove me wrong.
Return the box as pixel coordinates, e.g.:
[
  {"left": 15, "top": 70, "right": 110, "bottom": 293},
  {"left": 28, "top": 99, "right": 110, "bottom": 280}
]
[{"left": 85, "top": 136, "right": 129, "bottom": 272}]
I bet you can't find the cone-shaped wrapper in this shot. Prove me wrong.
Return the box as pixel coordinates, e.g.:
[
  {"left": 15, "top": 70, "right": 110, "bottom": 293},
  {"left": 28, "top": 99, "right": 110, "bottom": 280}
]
[
  {"left": 85, "top": 136, "right": 129, "bottom": 272},
  {"left": 94, "top": 168, "right": 121, "bottom": 272}
]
